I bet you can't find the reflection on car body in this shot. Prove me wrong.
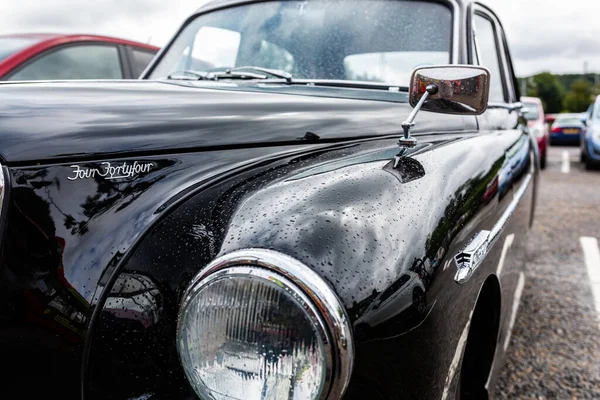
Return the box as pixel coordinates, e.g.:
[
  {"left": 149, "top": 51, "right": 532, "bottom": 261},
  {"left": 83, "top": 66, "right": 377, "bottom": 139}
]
[
  {"left": 357, "top": 270, "right": 426, "bottom": 326},
  {"left": 104, "top": 273, "right": 163, "bottom": 329},
  {"left": 521, "top": 96, "right": 548, "bottom": 169}
]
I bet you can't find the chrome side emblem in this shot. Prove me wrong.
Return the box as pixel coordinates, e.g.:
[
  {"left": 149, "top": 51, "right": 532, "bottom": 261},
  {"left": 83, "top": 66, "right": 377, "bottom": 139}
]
[
  {"left": 68, "top": 161, "right": 154, "bottom": 181},
  {"left": 454, "top": 230, "right": 490, "bottom": 284}
]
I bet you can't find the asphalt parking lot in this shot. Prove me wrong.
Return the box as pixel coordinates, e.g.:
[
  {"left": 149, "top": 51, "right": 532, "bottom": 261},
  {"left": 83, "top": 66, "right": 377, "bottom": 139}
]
[{"left": 495, "top": 145, "right": 600, "bottom": 399}]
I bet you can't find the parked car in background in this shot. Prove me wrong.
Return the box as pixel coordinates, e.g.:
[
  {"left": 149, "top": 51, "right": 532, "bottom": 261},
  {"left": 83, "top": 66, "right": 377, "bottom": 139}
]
[
  {"left": 0, "top": 1, "right": 537, "bottom": 399},
  {"left": 0, "top": 34, "right": 159, "bottom": 80},
  {"left": 581, "top": 96, "right": 600, "bottom": 169},
  {"left": 522, "top": 96, "right": 548, "bottom": 168},
  {"left": 550, "top": 113, "right": 586, "bottom": 145}
]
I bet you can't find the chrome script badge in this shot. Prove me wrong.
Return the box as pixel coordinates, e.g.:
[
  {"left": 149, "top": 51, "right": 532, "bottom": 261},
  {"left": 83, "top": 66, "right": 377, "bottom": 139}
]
[{"left": 68, "top": 161, "right": 154, "bottom": 181}]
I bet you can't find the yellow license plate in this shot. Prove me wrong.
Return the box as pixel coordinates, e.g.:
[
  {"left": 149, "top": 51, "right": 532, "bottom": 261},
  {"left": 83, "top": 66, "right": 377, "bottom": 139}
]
[{"left": 563, "top": 129, "right": 579, "bottom": 134}]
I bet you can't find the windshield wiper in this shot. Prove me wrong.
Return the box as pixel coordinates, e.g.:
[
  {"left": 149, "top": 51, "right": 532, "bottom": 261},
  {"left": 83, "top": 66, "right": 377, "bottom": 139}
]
[
  {"left": 210, "top": 70, "right": 269, "bottom": 80},
  {"left": 212, "top": 66, "right": 293, "bottom": 83},
  {"left": 166, "top": 70, "right": 211, "bottom": 80},
  {"left": 165, "top": 68, "right": 407, "bottom": 92}
]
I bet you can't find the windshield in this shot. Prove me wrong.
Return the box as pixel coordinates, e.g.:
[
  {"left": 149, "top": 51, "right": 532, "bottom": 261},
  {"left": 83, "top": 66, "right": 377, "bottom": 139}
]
[
  {"left": 522, "top": 102, "right": 539, "bottom": 120},
  {"left": 148, "top": 0, "right": 452, "bottom": 87},
  {"left": 0, "top": 37, "right": 43, "bottom": 62}
]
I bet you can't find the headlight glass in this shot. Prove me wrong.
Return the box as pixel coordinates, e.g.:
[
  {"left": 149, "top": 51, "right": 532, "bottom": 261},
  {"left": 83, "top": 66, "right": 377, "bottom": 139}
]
[{"left": 178, "top": 266, "right": 329, "bottom": 400}]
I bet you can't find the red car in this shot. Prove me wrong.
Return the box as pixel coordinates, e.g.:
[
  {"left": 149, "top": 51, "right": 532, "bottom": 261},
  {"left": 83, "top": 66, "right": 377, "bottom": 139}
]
[
  {"left": 521, "top": 96, "right": 549, "bottom": 169},
  {"left": 0, "top": 33, "right": 159, "bottom": 80}
]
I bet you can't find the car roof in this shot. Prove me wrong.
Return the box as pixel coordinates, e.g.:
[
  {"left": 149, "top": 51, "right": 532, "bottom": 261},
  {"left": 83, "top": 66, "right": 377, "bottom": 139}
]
[
  {"left": 195, "top": 0, "right": 475, "bottom": 14},
  {"left": 0, "top": 33, "right": 159, "bottom": 50},
  {"left": 0, "top": 33, "right": 61, "bottom": 40}
]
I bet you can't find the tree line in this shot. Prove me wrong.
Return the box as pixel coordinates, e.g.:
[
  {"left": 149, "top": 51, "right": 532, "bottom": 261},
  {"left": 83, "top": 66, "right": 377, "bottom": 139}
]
[{"left": 517, "top": 73, "right": 599, "bottom": 114}]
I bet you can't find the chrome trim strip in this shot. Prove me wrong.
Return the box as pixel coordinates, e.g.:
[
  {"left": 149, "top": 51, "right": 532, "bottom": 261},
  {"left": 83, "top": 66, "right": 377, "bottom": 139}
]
[
  {"left": 454, "top": 173, "right": 532, "bottom": 284},
  {"left": 489, "top": 173, "right": 532, "bottom": 245},
  {"left": 180, "top": 248, "right": 354, "bottom": 400},
  {"left": 448, "top": 0, "right": 460, "bottom": 65},
  {"left": 0, "top": 162, "right": 5, "bottom": 213},
  {"left": 0, "top": 165, "right": 7, "bottom": 248},
  {"left": 487, "top": 102, "right": 524, "bottom": 114}
]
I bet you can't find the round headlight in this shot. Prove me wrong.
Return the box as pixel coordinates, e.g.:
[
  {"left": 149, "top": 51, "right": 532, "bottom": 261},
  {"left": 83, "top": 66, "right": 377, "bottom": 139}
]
[{"left": 177, "top": 249, "right": 353, "bottom": 400}]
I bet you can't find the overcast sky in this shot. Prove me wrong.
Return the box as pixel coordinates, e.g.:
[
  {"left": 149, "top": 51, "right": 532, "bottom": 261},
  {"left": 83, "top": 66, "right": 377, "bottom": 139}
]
[{"left": 1, "top": 0, "right": 597, "bottom": 77}]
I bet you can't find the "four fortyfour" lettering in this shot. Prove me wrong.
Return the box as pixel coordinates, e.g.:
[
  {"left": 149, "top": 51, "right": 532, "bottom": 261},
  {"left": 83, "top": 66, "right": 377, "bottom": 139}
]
[{"left": 68, "top": 161, "right": 154, "bottom": 181}]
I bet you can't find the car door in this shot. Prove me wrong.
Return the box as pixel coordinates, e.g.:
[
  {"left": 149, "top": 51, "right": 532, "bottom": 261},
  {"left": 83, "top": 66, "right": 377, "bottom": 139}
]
[
  {"left": 4, "top": 43, "right": 124, "bottom": 81},
  {"left": 468, "top": 3, "right": 537, "bottom": 394}
]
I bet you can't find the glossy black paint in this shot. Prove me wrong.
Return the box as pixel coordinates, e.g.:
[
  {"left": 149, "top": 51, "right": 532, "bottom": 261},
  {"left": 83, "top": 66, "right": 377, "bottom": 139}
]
[
  {"left": 0, "top": 80, "right": 476, "bottom": 165},
  {"left": 84, "top": 117, "right": 534, "bottom": 400},
  {"left": 0, "top": 112, "right": 534, "bottom": 399},
  {"left": 0, "top": 1, "right": 536, "bottom": 399},
  {"left": 0, "top": 143, "right": 328, "bottom": 398}
]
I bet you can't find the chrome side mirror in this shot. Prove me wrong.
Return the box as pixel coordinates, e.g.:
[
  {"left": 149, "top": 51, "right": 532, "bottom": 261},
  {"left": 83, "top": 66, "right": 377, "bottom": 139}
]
[
  {"left": 398, "top": 65, "right": 491, "bottom": 153},
  {"left": 409, "top": 65, "right": 491, "bottom": 115}
]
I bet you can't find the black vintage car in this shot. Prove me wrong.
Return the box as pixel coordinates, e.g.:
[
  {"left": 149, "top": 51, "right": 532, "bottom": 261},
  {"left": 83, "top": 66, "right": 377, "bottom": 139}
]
[{"left": 0, "top": 0, "right": 537, "bottom": 399}]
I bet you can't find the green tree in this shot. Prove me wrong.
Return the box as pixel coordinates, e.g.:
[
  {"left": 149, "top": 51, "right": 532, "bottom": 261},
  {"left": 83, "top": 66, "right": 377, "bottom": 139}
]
[
  {"left": 562, "top": 79, "right": 593, "bottom": 112},
  {"left": 525, "top": 72, "right": 564, "bottom": 113},
  {"left": 592, "top": 82, "right": 600, "bottom": 97}
]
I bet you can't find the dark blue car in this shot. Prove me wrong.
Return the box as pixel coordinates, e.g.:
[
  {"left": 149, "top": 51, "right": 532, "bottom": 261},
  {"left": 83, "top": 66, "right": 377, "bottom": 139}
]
[
  {"left": 550, "top": 113, "right": 586, "bottom": 145},
  {"left": 581, "top": 98, "right": 600, "bottom": 169}
]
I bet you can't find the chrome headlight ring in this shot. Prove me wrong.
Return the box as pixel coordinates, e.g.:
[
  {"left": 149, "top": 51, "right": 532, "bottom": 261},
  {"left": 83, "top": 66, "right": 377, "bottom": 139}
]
[
  {"left": 0, "top": 165, "right": 9, "bottom": 245},
  {"left": 177, "top": 248, "right": 354, "bottom": 400}
]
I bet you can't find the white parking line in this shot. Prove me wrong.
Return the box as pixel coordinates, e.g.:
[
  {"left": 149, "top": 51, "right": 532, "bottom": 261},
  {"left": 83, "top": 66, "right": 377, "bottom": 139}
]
[
  {"left": 580, "top": 237, "right": 600, "bottom": 326},
  {"left": 561, "top": 150, "right": 570, "bottom": 174},
  {"left": 496, "top": 234, "right": 515, "bottom": 276},
  {"left": 440, "top": 309, "right": 473, "bottom": 400},
  {"left": 503, "top": 271, "right": 525, "bottom": 351}
]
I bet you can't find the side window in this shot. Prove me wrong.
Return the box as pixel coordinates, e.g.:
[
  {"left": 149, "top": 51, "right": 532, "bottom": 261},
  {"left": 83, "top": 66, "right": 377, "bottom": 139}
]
[
  {"left": 130, "top": 48, "right": 157, "bottom": 78},
  {"left": 473, "top": 14, "right": 505, "bottom": 102},
  {"left": 8, "top": 45, "right": 122, "bottom": 81}
]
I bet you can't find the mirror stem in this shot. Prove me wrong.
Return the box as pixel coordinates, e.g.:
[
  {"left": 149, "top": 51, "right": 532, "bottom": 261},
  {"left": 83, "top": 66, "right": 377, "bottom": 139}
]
[
  {"left": 399, "top": 84, "right": 438, "bottom": 150},
  {"left": 402, "top": 84, "right": 438, "bottom": 138}
]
